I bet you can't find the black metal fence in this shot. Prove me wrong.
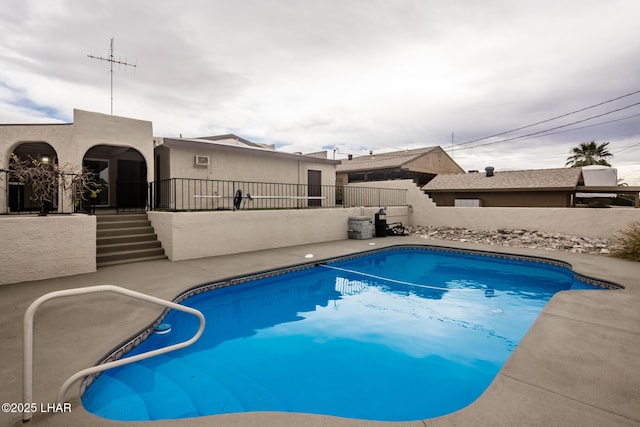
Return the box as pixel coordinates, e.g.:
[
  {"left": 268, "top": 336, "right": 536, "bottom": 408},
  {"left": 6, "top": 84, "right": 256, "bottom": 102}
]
[
  {"left": 0, "top": 169, "right": 87, "bottom": 215},
  {"left": 1, "top": 174, "right": 407, "bottom": 214},
  {"left": 149, "top": 178, "right": 407, "bottom": 211}
]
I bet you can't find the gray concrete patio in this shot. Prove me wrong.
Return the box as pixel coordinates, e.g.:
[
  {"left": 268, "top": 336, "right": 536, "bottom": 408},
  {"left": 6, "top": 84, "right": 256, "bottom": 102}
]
[{"left": 1, "top": 236, "right": 639, "bottom": 427}]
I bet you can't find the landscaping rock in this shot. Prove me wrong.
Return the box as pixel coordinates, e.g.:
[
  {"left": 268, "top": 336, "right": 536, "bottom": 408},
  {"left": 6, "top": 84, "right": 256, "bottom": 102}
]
[{"left": 407, "top": 225, "right": 617, "bottom": 256}]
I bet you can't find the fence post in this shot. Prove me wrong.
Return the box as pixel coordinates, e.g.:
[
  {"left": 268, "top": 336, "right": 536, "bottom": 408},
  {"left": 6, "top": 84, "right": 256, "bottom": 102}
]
[{"left": 0, "top": 170, "right": 7, "bottom": 214}]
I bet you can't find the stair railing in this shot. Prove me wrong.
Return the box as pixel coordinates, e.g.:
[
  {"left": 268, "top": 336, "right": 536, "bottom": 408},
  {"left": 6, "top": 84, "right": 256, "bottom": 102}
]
[{"left": 23, "top": 285, "right": 206, "bottom": 422}]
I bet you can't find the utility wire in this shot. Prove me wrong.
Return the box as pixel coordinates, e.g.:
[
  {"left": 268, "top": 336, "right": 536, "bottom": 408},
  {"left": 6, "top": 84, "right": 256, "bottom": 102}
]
[
  {"left": 453, "top": 101, "right": 640, "bottom": 151},
  {"left": 453, "top": 88, "right": 640, "bottom": 147},
  {"left": 499, "top": 113, "right": 640, "bottom": 140},
  {"left": 612, "top": 140, "right": 640, "bottom": 155}
]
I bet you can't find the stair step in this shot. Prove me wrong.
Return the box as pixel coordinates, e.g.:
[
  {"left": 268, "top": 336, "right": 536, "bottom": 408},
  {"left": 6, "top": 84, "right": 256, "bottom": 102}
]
[
  {"left": 97, "top": 254, "right": 168, "bottom": 268},
  {"left": 97, "top": 227, "right": 155, "bottom": 238},
  {"left": 97, "top": 240, "right": 162, "bottom": 254},
  {"left": 96, "top": 213, "right": 148, "bottom": 223},
  {"left": 97, "top": 220, "right": 152, "bottom": 230},
  {"left": 95, "top": 213, "right": 167, "bottom": 268},
  {"left": 97, "top": 233, "right": 158, "bottom": 246},
  {"left": 97, "top": 247, "right": 166, "bottom": 264}
]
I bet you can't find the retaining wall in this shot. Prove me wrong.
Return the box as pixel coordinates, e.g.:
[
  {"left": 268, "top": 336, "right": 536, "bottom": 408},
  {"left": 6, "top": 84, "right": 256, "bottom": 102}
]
[
  {"left": 0, "top": 215, "right": 96, "bottom": 285},
  {"left": 148, "top": 206, "right": 407, "bottom": 261},
  {"left": 348, "top": 180, "right": 640, "bottom": 239}
]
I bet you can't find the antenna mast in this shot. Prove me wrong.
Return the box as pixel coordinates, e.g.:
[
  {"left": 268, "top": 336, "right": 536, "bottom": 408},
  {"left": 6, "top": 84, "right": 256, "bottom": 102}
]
[
  {"left": 87, "top": 38, "right": 136, "bottom": 115},
  {"left": 451, "top": 132, "right": 454, "bottom": 158}
]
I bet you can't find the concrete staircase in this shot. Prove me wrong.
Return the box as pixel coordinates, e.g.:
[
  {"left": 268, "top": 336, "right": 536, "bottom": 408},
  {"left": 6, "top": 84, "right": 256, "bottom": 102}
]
[{"left": 96, "top": 213, "right": 167, "bottom": 267}]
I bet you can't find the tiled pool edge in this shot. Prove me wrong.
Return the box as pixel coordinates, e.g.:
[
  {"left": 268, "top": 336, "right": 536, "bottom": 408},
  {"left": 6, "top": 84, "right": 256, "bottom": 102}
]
[{"left": 79, "top": 244, "right": 623, "bottom": 397}]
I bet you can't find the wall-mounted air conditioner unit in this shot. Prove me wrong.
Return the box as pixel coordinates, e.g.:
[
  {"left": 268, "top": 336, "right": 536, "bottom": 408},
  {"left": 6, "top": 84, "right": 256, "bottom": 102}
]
[
  {"left": 194, "top": 155, "right": 210, "bottom": 167},
  {"left": 455, "top": 199, "right": 482, "bottom": 207}
]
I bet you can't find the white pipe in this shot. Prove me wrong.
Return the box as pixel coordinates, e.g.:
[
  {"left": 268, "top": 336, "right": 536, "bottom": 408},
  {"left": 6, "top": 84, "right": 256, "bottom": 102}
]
[
  {"left": 23, "top": 285, "right": 205, "bottom": 422},
  {"left": 193, "top": 195, "right": 325, "bottom": 200}
]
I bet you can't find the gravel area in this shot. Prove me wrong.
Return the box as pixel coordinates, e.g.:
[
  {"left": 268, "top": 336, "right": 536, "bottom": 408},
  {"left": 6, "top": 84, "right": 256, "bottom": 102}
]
[{"left": 407, "top": 225, "right": 619, "bottom": 256}]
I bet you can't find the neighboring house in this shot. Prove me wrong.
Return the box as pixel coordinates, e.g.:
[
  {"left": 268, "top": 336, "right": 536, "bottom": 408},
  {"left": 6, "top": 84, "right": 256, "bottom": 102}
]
[
  {"left": 423, "top": 167, "right": 586, "bottom": 207},
  {"left": 0, "top": 109, "right": 153, "bottom": 213},
  {"left": 153, "top": 135, "right": 340, "bottom": 210},
  {"left": 575, "top": 165, "right": 618, "bottom": 202},
  {"left": 336, "top": 147, "right": 464, "bottom": 187}
]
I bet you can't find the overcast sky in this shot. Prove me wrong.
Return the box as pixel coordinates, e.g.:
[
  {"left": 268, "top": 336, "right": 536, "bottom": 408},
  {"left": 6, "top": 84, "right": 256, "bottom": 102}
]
[{"left": 2, "top": 0, "right": 640, "bottom": 183}]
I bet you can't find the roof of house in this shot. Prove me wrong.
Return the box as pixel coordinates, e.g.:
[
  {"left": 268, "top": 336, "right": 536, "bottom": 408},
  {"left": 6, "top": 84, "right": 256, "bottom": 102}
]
[
  {"left": 159, "top": 136, "right": 340, "bottom": 164},
  {"left": 196, "top": 134, "right": 265, "bottom": 149},
  {"left": 422, "top": 167, "right": 584, "bottom": 192},
  {"left": 336, "top": 147, "right": 440, "bottom": 172}
]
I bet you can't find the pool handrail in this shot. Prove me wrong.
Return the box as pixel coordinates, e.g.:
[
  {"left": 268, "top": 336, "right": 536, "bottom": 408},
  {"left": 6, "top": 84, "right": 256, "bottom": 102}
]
[{"left": 22, "top": 285, "right": 206, "bottom": 422}]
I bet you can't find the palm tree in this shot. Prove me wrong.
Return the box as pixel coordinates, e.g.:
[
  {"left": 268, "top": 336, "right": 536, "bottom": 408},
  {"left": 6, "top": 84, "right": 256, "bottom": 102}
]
[{"left": 565, "top": 141, "right": 613, "bottom": 167}]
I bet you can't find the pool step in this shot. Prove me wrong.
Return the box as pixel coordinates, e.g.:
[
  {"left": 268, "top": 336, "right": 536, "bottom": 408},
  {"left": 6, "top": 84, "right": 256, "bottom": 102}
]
[
  {"left": 197, "top": 357, "right": 286, "bottom": 412},
  {"left": 82, "top": 371, "right": 150, "bottom": 420},
  {"left": 127, "top": 363, "right": 200, "bottom": 419},
  {"left": 150, "top": 356, "right": 245, "bottom": 415},
  {"left": 95, "top": 213, "right": 167, "bottom": 267}
]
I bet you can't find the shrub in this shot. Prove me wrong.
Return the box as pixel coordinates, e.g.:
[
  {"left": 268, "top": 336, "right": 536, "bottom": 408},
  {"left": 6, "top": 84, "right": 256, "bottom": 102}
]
[{"left": 612, "top": 221, "right": 640, "bottom": 261}]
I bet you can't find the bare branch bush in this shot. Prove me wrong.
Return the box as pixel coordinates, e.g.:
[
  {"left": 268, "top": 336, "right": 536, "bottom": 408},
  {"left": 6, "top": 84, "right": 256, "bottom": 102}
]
[{"left": 9, "top": 154, "right": 97, "bottom": 215}]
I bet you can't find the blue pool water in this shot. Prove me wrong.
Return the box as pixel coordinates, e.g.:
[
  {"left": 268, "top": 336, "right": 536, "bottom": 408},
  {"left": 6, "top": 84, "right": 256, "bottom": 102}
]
[{"left": 82, "top": 248, "right": 602, "bottom": 421}]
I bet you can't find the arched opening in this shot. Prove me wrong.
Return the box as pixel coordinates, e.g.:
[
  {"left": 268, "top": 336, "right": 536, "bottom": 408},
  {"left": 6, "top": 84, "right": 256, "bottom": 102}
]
[
  {"left": 83, "top": 145, "right": 148, "bottom": 212},
  {"left": 9, "top": 142, "right": 59, "bottom": 213}
]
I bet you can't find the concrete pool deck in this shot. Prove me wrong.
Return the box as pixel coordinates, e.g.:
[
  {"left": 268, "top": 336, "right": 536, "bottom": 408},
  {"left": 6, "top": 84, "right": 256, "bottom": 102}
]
[{"left": 1, "top": 236, "right": 639, "bottom": 427}]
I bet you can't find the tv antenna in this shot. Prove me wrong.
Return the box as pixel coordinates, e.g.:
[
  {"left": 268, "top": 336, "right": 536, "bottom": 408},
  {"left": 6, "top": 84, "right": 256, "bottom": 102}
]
[{"left": 87, "top": 38, "right": 137, "bottom": 115}]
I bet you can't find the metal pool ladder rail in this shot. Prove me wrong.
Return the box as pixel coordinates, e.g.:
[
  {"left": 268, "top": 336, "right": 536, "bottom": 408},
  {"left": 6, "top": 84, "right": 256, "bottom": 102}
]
[{"left": 22, "top": 285, "right": 206, "bottom": 422}]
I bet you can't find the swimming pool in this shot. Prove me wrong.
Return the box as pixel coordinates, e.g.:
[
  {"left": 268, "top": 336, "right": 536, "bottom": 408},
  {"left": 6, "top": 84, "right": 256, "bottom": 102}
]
[{"left": 82, "top": 246, "right": 609, "bottom": 421}]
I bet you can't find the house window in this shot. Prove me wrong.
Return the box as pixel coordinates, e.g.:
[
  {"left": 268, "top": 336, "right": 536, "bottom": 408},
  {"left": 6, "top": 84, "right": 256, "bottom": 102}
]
[{"left": 349, "top": 173, "right": 366, "bottom": 182}]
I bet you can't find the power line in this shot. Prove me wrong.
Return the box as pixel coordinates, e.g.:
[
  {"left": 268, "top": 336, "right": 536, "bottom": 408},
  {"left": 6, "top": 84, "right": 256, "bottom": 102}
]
[
  {"left": 454, "top": 88, "right": 640, "bottom": 147},
  {"left": 453, "top": 101, "right": 640, "bottom": 151},
  {"left": 612, "top": 140, "right": 640, "bottom": 155},
  {"left": 503, "top": 112, "right": 640, "bottom": 140}
]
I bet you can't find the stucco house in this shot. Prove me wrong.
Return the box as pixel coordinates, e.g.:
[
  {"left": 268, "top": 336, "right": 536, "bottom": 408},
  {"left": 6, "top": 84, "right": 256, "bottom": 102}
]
[
  {"left": 153, "top": 135, "right": 340, "bottom": 210},
  {"left": 422, "top": 166, "right": 639, "bottom": 208},
  {"left": 0, "top": 109, "right": 400, "bottom": 284},
  {"left": 336, "top": 146, "right": 464, "bottom": 187},
  {"left": 0, "top": 109, "right": 153, "bottom": 214},
  {"left": 423, "top": 167, "right": 586, "bottom": 207},
  {"left": 1, "top": 110, "right": 340, "bottom": 213}
]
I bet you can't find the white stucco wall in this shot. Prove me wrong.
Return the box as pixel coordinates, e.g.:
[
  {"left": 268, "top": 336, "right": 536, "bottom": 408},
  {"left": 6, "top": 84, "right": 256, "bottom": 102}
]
[
  {"left": 0, "top": 215, "right": 96, "bottom": 285},
  {"left": 148, "top": 207, "right": 406, "bottom": 261},
  {"left": 0, "top": 109, "right": 153, "bottom": 212},
  {"left": 71, "top": 109, "right": 154, "bottom": 182},
  {"left": 0, "top": 110, "right": 153, "bottom": 181}
]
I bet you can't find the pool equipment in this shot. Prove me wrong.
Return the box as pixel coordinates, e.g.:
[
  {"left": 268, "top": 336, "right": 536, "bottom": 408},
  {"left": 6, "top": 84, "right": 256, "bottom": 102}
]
[{"left": 154, "top": 323, "right": 172, "bottom": 334}]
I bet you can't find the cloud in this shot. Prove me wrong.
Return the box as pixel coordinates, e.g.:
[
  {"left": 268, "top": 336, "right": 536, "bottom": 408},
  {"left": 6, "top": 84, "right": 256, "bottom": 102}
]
[{"left": 1, "top": 0, "right": 639, "bottom": 182}]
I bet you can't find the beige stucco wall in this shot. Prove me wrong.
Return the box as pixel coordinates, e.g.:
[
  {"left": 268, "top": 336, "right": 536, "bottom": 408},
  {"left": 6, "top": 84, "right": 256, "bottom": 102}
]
[
  {"left": 164, "top": 142, "right": 336, "bottom": 186},
  {"left": 148, "top": 206, "right": 407, "bottom": 261},
  {"left": 353, "top": 179, "right": 640, "bottom": 239},
  {"left": 0, "top": 215, "right": 96, "bottom": 285},
  {"left": 346, "top": 179, "right": 435, "bottom": 212},
  {"left": 422, "top": 205, "right": 640, "bottom": 239}
]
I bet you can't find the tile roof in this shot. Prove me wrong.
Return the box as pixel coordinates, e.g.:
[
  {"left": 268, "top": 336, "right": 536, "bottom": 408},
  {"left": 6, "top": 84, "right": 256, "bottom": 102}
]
[
  {"left": 422, "top": 168, "right": 583, "bottom": 191},
  {"left": 336, "top": 147, "right": 439, "bottom": 172}
]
